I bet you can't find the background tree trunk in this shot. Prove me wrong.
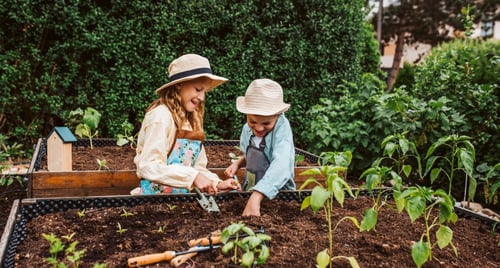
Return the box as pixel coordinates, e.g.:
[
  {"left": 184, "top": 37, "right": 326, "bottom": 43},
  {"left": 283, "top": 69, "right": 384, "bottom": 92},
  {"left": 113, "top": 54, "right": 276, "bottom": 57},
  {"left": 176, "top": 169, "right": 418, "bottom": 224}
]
[{"left": 386, "top": 31, "right": 405, "bottom": 92}]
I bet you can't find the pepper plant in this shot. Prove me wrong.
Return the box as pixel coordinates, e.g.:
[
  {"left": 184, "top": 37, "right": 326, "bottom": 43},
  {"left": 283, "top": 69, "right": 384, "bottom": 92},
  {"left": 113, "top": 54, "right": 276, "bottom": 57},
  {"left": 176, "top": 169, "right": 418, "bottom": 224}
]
[
  {"left": 299, "top": 151, "right": 359, "bottom": 268},
  {"left": 394, "top": 186, "right": 458, "bottom": 268},
  {"left": 424, "top": 135, "right": 476, "bottom": 199},
  {"left": 357, "top": 132, "right": 419, "bottom": 231}
]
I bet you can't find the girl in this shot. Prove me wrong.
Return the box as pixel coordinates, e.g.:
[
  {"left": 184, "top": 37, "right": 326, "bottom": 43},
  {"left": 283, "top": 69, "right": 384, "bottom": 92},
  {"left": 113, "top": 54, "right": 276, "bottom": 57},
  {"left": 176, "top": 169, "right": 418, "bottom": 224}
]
[{"left": 133, "top": 54, "right": 240, "bottom": 195}]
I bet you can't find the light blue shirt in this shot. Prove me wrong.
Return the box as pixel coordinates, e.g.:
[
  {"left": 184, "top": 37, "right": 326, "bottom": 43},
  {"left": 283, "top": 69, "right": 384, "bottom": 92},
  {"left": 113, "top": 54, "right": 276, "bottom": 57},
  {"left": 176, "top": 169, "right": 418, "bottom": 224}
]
[{"left": 240, "top": 113, "right": 296, "bottom": 199}]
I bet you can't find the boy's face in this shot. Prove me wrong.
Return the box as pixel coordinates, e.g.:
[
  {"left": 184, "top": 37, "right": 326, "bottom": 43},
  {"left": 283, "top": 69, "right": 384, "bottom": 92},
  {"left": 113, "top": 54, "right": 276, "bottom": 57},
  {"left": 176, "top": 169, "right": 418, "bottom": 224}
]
[{"left": 246, "top": 114, "right": 278, "bottom": 137}]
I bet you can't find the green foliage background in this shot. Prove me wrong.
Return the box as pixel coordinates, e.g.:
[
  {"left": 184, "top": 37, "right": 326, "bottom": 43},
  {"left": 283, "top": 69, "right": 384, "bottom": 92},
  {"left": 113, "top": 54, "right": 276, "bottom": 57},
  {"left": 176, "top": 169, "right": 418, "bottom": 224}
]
[
  {"left": 305, "top": 39, "right": 500, "bottom": 186},
  {"left": 0, "top": 0, "right": 377, "bottom": 151}
]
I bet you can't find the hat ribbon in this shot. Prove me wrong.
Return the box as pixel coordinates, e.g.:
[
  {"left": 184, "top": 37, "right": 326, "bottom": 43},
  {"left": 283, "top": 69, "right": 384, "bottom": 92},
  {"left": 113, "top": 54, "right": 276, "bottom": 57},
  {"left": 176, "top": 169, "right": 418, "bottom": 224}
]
[{"left": 169, "top": 67, "right": 212, "bottom": 82}]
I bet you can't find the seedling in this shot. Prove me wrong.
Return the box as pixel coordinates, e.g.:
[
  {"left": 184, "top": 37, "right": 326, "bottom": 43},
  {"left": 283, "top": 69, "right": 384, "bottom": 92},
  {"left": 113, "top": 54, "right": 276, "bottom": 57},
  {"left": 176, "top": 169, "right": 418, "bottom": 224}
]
[
  {"left": 116, "top": 222, "right": 127, "bottom": 234},
  {"left": 120, "top": 208, "right": 134, "bottom": 217},
  {"left": 96, "top": 159, "right": 109, "bottom": 171},
  {"left": 69, "top": 107, "right": 102, "bottom": 149},
  {"left": 221, "top": 222, "right": 271, "bottom": 268},
  {"left": 299, "top": 151, "right": 359, "bottom": 268},
  {"left": 156, "top": 224, "right": 168, "bottom": 233},
  {"left": 166, "top": 204, "right": 177, "bottom": 211},
  {"left": 42, "top": 232, "right": 86, "bottom": 268},
  {"left": 116, "top": 121, "right": 137, "bottom": 148},
  {"left": 77, "top": 209, "right": 86, "bottom": 218}
]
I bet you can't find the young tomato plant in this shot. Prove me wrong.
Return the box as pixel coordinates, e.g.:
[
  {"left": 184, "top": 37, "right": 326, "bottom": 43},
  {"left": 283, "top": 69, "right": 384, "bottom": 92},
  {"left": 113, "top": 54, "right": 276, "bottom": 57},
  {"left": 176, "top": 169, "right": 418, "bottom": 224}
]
[
  {"left": 424, "top": 135, "right": 476, "bottom": 199},
  {"left": 394, "top": 186, "right": 458, "bottom": 268},
  {"left": 221, "top": 222, "right": 271, "bottom": 268},
  {"left": 299, "top": 151, "right": 359, "bottom": 268}
]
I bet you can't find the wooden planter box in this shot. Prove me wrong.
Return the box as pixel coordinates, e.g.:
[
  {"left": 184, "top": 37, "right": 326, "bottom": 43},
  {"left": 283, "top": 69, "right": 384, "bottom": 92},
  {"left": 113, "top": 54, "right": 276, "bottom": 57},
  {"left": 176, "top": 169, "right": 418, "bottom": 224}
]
[{"left": 28, "top": 139, "right": 321, "bottom": 198}]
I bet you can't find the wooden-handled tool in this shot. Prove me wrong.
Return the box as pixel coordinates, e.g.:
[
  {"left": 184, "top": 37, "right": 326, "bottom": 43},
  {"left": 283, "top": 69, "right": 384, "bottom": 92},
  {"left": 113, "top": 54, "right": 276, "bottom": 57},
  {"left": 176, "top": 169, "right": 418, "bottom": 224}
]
[
  {"left": 188, "top": 227, "right": 266, "bottom": 247},
  {"left": 127, "top": 245, "right": 220, "bottom": 267}
]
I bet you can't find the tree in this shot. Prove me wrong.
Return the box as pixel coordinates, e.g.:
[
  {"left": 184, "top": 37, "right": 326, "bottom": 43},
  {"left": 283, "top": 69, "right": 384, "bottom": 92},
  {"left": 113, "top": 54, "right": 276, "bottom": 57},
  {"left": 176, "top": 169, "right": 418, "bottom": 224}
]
[{"left": 372, "top": 0, "right": 500, "bottom": 91}]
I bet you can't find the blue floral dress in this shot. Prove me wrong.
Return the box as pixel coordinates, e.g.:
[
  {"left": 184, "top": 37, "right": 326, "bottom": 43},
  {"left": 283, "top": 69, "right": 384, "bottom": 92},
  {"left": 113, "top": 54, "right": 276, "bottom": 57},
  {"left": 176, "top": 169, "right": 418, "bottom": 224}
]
[{"left": 138, "top": 130, "right": 204, "bottom": 194}]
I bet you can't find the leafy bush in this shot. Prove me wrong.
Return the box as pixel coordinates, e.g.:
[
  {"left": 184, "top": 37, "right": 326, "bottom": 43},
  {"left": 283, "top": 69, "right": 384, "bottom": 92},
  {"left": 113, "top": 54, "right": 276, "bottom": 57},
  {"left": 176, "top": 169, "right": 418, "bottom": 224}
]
[
  {"left": 412, "top": 39, "right": 500, "bottom": 167},
  {"left": 0, "top": 0, "right": 376, "bottom": 151}
]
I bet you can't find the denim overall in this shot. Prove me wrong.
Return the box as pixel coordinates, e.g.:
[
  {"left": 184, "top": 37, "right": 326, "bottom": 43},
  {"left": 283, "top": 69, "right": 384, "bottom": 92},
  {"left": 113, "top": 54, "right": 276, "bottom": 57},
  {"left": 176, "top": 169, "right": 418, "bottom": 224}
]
[
  {"left": 243, "top": 136, "right": 270, "bottom": 191},
  {"left": 139, "top": 130, "right": 204, "bottom": 194}
]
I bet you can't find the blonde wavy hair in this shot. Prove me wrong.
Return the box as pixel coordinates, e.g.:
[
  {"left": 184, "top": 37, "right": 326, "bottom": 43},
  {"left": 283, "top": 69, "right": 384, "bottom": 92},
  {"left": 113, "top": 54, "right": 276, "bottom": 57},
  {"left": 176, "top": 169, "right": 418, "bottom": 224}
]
[{"left": 146, "top": 78, "right": 206, "bottom": 132}]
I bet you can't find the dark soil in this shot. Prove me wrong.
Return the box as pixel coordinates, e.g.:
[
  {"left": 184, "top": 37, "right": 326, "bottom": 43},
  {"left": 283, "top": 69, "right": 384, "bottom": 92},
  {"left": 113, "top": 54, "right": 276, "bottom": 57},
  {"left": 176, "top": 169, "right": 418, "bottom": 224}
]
[
  {"left": 3, "top": 145, "right": 500, "bottom": 267},
  {"left": 68, "top": 144, "right": 315, "bottom": 170},
  {"left": 12, "top": 194, "right": 500, "bottom": 267}
]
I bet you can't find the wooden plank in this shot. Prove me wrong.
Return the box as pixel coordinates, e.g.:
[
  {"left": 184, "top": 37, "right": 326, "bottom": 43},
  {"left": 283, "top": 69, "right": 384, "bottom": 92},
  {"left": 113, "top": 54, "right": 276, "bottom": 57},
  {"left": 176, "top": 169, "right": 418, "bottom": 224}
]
[
  {"left": 30, "top": 167, "right": 323, "bottom": 197},
  {"left": 0, "top": 199, "right": 21, "bottom": 262},
  {"left": 32, "top": 170, "right": 139, "bottom": 189}
]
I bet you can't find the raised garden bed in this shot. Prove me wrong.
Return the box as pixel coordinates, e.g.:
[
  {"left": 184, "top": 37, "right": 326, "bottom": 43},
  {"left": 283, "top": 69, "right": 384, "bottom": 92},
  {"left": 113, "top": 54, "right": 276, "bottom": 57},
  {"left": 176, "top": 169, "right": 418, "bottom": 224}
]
[
  {"left": 1, "top": 190, "right": 500, "bottom": 267},
  {"left": 28, "top": 139, "right": 322, "bottom": 198}
]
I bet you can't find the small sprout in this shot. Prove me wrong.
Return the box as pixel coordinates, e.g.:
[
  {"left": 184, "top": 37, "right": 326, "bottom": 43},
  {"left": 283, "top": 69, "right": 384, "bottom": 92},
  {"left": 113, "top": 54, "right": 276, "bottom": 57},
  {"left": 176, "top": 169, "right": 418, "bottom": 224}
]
[
  {"left": 62, "top": 232, "right": 76, "bottom": 241},
  {"left": 77, "top": 209, "right": 86, "bottom": 218},
  {"left": 166, "top": 204, "right": 177, "bottom": 211},
  {"left": 120, "top": 208, "right": 134, "bottom": 217},
  {"left": 96, "top": 159, "right": 109, "bottom": 171},
  {"left": 156, "top": 224, "right": 168, "bottom": 233},
  {"left": 116, "top": 222, "right": 127, "bottom": 234}
]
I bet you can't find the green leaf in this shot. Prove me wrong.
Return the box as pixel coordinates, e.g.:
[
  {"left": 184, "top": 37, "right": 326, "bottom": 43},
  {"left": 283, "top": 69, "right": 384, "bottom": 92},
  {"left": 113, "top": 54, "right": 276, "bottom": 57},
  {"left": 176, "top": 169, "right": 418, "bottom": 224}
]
[
  {"left": 222, "top": 241, "right": 235, "bottom": 254},
  {"left": 430, "top": 168, "right": 442, "bottom": 184},
  {"left": 406, "top": 196, "right": 425, "bottom": 222},
  {"left": 402, "top": 165, "right": 412, "bottom": 178},
  {"left": 399, "top": 138, "right": 410, "bottom": 155},
  {"left": 424, "top": 156, "right": 439, "bottom": 176},
  {"left": 256, "top": 245, "right": 270, "bottom": 264},
  {"left": 436, "top": 226, "right": 453, "bottom": 249},
  {"left": 316, "top": 249, "right": 330, "bottom": 268},
  {"left": 458, "top": 148, "right": 474, "bottom": 177},
  {"left": 310, "top": 186, "right": 330, "bottom": 212},
  {"left": 241, "top": 251, "right": 255, "bottom": 268},
  {"left": 412, "top": 240, "right": 431, "bottom": 268},
  {"left": 360, "top": 207, "right": 378, "bottom": 231}
]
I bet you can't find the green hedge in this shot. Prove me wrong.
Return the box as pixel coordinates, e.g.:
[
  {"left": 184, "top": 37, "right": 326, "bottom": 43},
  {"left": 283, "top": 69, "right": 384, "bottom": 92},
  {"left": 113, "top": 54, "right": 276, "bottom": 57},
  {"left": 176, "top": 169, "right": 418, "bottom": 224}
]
[{"left": 1, "top": 0, "right": 377, "bottom": 153}]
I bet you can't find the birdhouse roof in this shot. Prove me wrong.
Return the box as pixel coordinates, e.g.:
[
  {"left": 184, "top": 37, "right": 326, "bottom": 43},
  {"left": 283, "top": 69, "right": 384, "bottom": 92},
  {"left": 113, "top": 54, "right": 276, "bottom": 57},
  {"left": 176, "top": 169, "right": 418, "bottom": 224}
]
[{"left": 49, "top": 126, "right": 77, "bottom": 143}]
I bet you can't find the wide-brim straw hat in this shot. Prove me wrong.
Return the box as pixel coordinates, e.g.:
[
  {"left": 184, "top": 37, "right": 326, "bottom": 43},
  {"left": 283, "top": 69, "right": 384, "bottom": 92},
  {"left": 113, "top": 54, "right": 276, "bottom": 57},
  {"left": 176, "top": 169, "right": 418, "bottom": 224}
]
[
  {"left": 155, "top": 54, "right": 228, "bottom": 94},
  {"left": 236, "top": 78, "right": 290, "bottom": 116}
]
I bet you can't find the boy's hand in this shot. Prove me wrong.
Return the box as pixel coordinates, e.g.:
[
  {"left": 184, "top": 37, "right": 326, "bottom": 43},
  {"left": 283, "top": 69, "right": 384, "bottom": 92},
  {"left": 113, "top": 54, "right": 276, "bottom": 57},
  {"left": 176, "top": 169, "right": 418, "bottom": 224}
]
[{"left": 216, "top": 178, "right": 241, "bottom": 192}]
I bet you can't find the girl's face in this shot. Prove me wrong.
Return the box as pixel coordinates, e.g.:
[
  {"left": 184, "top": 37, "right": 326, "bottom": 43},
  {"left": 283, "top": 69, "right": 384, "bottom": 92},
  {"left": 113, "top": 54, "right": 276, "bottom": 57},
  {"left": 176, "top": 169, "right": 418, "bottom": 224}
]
[
  {"left": 177, "top": 78, "right": 211, "bottom": 112},
  {"left": 246, "top": 114, "right": 278, "bottom": 137}
]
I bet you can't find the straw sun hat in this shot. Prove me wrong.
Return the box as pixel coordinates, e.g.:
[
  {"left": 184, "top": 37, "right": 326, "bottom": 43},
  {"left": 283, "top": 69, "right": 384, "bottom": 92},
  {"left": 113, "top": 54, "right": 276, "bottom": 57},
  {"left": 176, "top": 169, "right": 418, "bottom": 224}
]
[
  {"left": 236, "top": 79, "right": 290, "bottom": 116},
  {"left": 155, "top": 54, "right": 228, "bottom": 94}
]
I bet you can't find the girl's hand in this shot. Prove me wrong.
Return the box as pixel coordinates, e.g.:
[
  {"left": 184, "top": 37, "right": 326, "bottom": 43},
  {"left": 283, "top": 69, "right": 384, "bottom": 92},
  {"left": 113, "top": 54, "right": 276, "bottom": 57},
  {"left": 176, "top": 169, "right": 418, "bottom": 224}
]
[{"left": 193, "top": 173, "right": 217, "bottom": 194}]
